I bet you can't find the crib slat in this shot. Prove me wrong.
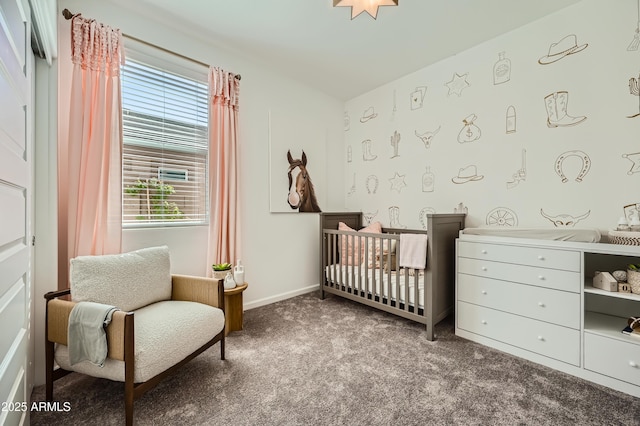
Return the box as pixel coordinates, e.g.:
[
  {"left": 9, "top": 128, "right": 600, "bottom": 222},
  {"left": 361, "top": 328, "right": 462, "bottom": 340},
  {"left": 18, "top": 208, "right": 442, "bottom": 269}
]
[
  {"left": 403, "top": 268, "right": 408, "bottom": 312},
  {"left": 414, "top": 268, "right": 419, "bottom": 314}
]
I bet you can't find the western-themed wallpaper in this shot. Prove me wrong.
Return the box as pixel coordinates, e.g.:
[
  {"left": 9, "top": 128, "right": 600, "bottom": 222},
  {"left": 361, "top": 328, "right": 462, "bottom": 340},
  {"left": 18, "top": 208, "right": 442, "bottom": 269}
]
[{"left": 344, "top": 0, "right": 639, "bottom": 232}]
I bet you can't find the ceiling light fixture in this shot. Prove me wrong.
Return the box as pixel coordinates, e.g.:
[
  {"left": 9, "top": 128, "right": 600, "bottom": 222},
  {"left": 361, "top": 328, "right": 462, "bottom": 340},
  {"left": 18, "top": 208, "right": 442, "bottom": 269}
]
[{"left": 333, "top": 0, "right": 398, "bottom": 20}]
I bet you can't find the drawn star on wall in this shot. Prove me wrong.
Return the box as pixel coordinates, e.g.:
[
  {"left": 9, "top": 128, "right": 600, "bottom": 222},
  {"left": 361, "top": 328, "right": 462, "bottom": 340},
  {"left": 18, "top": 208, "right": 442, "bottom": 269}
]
[
  {"left": 445, "top": 72, "right": 470, "bottom": 97},
  {"left": 389, "top": 172, "right": 406, "bottom": 193},
  {"left": 334, "top": 0, "right": 398, "bottom": 19}
]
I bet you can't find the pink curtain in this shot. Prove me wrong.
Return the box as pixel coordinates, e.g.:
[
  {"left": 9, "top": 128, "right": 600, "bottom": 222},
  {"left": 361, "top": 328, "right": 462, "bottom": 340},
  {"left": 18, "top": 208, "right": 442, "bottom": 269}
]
[
  {"left": 207, "top": 67, "right": 241, "bottom": 274},
  {"left": 58, "top": 15, "right": 124, "bottom": 289}
]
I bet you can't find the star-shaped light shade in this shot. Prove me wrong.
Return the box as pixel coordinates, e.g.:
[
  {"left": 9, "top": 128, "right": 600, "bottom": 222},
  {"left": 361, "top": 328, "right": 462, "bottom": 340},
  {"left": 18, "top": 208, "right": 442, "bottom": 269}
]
[{"left": 334, "top": 0, "right": 399, "bottom": 20}]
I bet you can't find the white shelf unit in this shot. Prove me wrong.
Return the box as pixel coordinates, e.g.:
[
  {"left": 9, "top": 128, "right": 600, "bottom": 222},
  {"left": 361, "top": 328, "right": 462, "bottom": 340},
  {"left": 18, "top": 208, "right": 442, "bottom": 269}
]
[{"left": 456, "top": 233, "right": 640, "bottom": 398}]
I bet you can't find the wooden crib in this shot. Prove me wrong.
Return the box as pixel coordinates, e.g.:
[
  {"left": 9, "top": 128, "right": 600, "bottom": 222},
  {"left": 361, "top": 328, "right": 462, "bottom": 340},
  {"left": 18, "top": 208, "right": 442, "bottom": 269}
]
[{"left": 319, "top": 212, "right": 465, "bottom": 341}]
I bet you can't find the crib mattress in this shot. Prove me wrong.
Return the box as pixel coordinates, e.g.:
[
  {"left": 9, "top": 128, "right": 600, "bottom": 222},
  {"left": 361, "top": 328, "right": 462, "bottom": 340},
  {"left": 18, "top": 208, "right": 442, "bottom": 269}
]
[{"left": 325, "top": 264, "right": 424, "bottom": 308}]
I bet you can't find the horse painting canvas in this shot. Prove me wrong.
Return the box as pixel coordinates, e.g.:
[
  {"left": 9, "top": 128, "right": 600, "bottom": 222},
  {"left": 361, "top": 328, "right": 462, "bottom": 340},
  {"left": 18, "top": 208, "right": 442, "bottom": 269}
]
[{"left": 287, "top": 150, "right": 321, "bottom": 212}]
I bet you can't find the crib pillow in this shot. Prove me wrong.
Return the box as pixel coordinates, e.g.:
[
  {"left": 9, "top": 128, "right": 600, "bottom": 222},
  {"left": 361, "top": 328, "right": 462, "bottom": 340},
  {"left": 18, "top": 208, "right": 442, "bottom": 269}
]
[{"left": 338, "top": 221, "right": 382, "bottom": 265}]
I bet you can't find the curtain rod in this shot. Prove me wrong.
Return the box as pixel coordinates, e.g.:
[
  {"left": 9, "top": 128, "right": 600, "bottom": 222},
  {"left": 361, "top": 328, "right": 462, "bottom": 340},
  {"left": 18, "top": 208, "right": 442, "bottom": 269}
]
[{"left": 61, "top": 8, "right": 241, "bottom": 80}]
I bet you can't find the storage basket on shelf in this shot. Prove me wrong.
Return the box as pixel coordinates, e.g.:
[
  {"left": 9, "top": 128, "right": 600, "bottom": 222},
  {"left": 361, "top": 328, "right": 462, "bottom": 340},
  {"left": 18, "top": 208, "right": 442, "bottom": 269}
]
[
  {"left": 608, "top": 230, "right": 640, "bottom": 246},
  {"left": 628, "top": 268, "right": 640, "bottom": 295}
]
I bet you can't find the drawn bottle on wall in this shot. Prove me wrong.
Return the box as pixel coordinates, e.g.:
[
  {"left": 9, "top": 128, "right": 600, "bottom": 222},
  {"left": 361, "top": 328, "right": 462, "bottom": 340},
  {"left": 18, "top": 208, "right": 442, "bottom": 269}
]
[
  {"left": 506, "top": 105, "right": 517, "bottom": 134},
  {"left": 422, "top": 166, "right": 435, "bottom": 192},
  {"left": 493, "top": 52, "right": 511, "bottom": 85}
]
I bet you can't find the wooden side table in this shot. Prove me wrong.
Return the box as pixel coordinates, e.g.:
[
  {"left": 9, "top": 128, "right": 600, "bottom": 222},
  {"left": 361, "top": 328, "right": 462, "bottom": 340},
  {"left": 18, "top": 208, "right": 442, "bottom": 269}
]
[{"left": 224, "top": 282, "right": 248, "bottom": 336}]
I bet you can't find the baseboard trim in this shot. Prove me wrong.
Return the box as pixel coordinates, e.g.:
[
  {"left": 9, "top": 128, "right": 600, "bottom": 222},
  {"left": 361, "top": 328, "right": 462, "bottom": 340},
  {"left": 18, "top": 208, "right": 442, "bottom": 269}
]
[{"left": 244, "top": 284, "right": 319, "bottom": 311}]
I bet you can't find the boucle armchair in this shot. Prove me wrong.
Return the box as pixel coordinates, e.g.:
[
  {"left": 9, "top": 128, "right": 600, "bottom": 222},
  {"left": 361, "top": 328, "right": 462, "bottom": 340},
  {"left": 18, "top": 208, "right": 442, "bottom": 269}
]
[{"left": 44, "top": 246, "right": 225, "bottom": 426}]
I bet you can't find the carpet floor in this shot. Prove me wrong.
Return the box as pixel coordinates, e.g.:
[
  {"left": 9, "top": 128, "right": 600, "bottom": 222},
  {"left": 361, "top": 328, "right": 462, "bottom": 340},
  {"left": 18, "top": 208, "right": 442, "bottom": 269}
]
[{"left": 31, "top": 291, "right": 640, "bottom": 425}]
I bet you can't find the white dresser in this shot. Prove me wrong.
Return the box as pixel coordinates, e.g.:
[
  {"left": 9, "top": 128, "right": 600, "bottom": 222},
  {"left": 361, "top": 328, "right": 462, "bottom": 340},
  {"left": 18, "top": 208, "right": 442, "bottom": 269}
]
[{"left": 455, "top": 233, "right": 640, "bottom": 398}]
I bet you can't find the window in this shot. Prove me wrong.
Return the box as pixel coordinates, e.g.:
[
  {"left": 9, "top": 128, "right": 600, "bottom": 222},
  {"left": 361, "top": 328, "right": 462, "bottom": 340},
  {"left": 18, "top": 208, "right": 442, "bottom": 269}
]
[{"left": 121, "top": 47, "right": 209, "bottom": 226}]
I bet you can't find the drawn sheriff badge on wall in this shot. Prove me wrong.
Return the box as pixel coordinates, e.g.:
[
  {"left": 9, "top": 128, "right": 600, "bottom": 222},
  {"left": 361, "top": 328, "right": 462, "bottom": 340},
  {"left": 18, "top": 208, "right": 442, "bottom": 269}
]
[
  {"left": 540, "top": 209, "right": 590, "bottom": 227},
  {"left": 445, "top": 72, "right": 470, "bottom": 97},
  {"left": 623, "top": 152, "right": 640, "bottom": 175},
  {"left": 415, "top": 125, "right": 441, "bottom": 149},
  {"left": 389, "top": 172, "right": 407, "bottom": 193},
  {"left": 458, "top": 114, "right": 481, "bottom": 143}
]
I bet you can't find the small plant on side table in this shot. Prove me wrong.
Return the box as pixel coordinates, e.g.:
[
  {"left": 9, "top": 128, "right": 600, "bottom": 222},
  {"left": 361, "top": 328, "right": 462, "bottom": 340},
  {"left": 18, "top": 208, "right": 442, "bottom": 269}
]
[{"left": 212, "top": 263, "right": 232, "bottom": 280}]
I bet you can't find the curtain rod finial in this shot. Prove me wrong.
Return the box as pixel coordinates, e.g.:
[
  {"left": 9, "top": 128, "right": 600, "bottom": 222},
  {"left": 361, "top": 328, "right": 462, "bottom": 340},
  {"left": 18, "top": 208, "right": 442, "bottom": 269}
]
[{"left": 62, "top": 9, "right": 74, "bottom": 20}]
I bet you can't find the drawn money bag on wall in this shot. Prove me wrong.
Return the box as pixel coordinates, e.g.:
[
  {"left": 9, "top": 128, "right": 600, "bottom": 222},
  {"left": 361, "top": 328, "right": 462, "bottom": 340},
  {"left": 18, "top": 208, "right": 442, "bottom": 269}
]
[{"left": 458, "top": 113, "right": 481, "bottom": 143}]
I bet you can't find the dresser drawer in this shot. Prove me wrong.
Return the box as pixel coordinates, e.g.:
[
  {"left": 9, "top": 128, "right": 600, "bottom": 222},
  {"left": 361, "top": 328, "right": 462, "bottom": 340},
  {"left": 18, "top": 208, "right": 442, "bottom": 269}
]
[
  {"left": 457, "top": 241, "right": 580, "bottom": 272},
  {"left": 457, "top": 302, "right": 580, "bottom": 366},
  {"left": 458, "top": 257, "right": 581, "bottom": 293},
  {"left": 457, "top": 274, "right": 580, "bottom": 329},
  {"left": 584, "top": 333, "right": 640, "bottom": 386}
]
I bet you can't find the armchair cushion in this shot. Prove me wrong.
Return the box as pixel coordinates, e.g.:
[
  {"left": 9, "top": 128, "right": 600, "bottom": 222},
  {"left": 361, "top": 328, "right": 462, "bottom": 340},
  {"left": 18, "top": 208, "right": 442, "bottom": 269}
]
[
  {"left": 54, "top": 300, "right": 225, "bottom": 383},
  {"left": 70, "top": 246, "right": 172, "bottom": 312}
]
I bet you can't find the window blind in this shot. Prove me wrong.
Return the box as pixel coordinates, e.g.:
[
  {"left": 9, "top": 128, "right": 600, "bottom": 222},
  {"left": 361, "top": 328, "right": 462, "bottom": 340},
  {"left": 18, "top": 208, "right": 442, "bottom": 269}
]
[{"left": 121, "top": 58, "right": 209, "bottom": 225}]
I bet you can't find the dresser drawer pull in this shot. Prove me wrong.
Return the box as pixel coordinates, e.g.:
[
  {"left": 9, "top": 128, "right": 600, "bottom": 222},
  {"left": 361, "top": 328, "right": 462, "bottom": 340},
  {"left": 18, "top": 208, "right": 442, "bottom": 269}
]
[
  {"left": 538, "top": 275, "right": 546, "bottom": 281},
  {"left": 630, "top": 361, "right": 638, "bottom": 368},
  {"left": 481, "top": 249, "right": 487, "bottom": 254},
  {"left": 537, "top": 336, "right": 545, "bottom": 341},
  {"left": 538, "top": 302, "right": 545, "bottom": 307},
  {"left": 537, "top": 255, "right": 545, "bottom": 261},
  {"left": 481, "top": 290, "right": 487, "bottom": 295},
  {"left": 481, "top": 266, "right": 488, "bottom": 271},
  {"left": 481, "top": 320, "right": 487, "bottom": 325}
]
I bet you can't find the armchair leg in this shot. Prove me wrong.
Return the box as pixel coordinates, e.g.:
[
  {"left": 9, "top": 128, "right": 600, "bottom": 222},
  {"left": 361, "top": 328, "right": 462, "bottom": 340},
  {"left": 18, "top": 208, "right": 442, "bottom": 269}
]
[
  {"left": 220, "top": 334, "right": 225, "bottom": 361},
  {"left": 45, "top": 340, "right": 54, "bottom": 401},
  {"left": 124, "top": 313, "right": 135, "bottom": 426}
]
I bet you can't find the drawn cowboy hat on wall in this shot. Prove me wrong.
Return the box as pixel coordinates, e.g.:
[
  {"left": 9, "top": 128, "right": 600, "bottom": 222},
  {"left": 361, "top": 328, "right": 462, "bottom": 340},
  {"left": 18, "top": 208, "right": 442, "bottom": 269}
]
[
  {"left": 359, "top": 106, "right": 378, "bottom": 123},
  {"left": 451, "top": 165, "right": 484, "bottom": 184},
  {"left": 538, "top": 34, "right": 588, "bottom": 65}
]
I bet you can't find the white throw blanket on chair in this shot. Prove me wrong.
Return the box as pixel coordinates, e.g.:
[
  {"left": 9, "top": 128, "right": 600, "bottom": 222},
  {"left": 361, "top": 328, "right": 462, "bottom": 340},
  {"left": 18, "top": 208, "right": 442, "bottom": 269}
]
[
  {"left": 399, "top": 234, "right": 428, "bottom": 270},
  {"left": 68, "top": 301, "right": 118, "bottom": 367}
]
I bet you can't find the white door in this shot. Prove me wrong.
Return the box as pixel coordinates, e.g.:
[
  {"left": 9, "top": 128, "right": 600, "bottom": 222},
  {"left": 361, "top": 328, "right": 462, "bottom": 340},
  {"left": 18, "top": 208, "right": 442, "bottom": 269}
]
[{"left": 0, "top": 0, "right": 33, "bottom": 424}]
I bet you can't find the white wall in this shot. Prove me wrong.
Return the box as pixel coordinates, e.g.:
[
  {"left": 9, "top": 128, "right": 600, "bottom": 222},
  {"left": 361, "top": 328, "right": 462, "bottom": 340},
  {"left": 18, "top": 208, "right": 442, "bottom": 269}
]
[
  {"left": 344, "top": 0, "right": 639, "bottom": 234},
  {"left": 32, "top": 0, "right": 344, "bottom": 385},
  {"left": 53, "top": 0, "right": 344, "bottom": 300}
]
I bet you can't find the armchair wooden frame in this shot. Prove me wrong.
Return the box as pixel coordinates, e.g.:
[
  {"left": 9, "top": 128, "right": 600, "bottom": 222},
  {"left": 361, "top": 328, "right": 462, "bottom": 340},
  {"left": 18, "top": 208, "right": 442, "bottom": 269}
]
[{"left": 44, "top": 275, "right": 225, "bottom": 426}]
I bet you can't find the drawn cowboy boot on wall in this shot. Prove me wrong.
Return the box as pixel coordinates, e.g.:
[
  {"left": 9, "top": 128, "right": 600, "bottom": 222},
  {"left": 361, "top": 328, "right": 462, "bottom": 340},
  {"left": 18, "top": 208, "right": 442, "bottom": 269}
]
[
  {"left": 388, "top": 206, "right": 406, "bottom": 228},
  {"left": 544, "top": 91, "right": 586, "bottom": 128},
  {"left": 362, "top": 139, "right": 377, "bottom": 161}
]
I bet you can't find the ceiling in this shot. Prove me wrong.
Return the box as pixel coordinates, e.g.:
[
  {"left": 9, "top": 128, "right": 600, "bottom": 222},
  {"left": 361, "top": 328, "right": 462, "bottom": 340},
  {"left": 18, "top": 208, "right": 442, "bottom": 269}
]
[{"left": 106, "top": 0, "right": 581, "bottom": 101}]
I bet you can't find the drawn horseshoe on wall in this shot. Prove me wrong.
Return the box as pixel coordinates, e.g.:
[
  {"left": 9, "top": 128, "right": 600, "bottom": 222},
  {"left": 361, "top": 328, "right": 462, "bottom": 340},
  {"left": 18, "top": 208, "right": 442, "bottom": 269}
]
[
  {"left": 554, "top": 150, "right": 591, "bottom": 183},
  {"left": 366, "top": 175, "right": 379, "bottom": 194}
]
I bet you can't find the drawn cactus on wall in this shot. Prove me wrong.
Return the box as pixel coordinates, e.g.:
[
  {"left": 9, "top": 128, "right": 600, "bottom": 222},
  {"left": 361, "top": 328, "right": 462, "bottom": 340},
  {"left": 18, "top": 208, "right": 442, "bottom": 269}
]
[{"left": 629, "top": 74, "right": 640, "bottom": 118}]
